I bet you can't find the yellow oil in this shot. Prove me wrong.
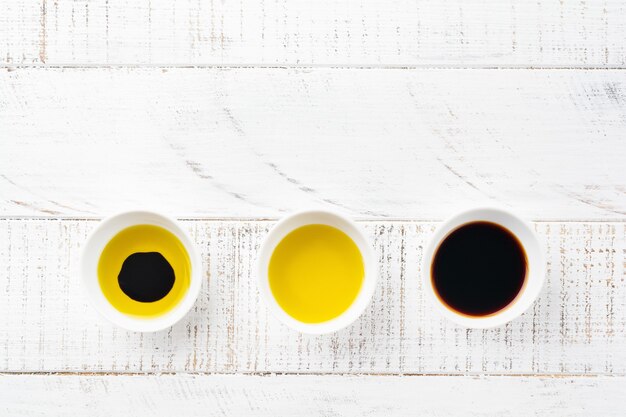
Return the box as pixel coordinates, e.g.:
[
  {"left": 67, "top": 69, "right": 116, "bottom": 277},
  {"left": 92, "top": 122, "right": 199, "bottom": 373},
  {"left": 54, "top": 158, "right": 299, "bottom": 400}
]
[
  {"left": 268, "top": 224, "right": 364, "bottom": 323},
  {"left": 98, "top": 224, "right": 191, "bottom": 318}
]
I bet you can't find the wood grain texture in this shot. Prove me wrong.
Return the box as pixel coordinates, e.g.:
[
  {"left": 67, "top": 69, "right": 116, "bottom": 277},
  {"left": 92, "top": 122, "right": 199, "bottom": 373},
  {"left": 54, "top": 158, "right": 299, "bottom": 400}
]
[
  {"left": 1, "top": 67, "right": 625, "bottom": 220},
  {"left": 2, "top": 374, "right": 626, "bottom": 417},
  {"left": 0, "top": 219, "right": 624, "bottom": 374},
  {"left": 0, "top": 2, "right": 42, "bottom": 65},
  {"left": 2, "top": 0, "right": 625, "bottom": 409},
  {"left": 2, "top": 0, "right": 626, "bottom": 67}
]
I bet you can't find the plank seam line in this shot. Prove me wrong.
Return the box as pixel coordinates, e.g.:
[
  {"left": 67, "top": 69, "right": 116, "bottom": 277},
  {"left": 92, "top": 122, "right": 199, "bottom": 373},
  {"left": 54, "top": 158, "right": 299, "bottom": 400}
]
[
  {"left": 2, "top": 64, "right": 626, "bottom": 71},
  {"left": 1, "top": 372, "right": 623, "bottom": 378},
  {"left": 1, "top": 217, "right": 625, "bottom": 223}
]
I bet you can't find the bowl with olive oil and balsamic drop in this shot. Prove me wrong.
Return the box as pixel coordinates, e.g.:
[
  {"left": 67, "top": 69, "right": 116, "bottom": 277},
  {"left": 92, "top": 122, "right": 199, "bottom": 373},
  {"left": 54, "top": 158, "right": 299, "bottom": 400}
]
[{"left": 81, "top": 211, "right": 202, "bottom": 332}]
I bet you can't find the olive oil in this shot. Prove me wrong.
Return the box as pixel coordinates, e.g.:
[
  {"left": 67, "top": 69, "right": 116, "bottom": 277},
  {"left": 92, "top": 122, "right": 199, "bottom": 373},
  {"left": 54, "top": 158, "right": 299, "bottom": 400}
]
[
  {"left": 268, "top": 224, "right": 364, "bottom": 323},
  {"left": 98, "top": 224, "right": 191, "bottom": 318}
]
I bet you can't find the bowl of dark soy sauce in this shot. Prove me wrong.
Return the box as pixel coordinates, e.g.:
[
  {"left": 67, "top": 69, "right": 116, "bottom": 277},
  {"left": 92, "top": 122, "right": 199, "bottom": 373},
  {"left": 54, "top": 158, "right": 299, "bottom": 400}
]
[{"left": 423, "top": 208, "right": 545, "bottom": 328}]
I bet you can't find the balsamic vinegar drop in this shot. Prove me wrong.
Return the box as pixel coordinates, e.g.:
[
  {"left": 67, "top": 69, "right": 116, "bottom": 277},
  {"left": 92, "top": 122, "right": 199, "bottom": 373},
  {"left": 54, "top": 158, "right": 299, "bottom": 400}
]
[{"left": 118, "top": 252, "right": 175, "bottom": 303}]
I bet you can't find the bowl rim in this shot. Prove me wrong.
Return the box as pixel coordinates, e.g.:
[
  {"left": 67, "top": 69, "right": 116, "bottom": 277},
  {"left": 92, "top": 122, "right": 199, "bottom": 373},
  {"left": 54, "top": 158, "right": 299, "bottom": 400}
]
[
  {"left": 256, "top": 209, "right": 378, "bottom": 334},
  {"left": 80, "top": 210, "right": 203, "bottom": 332}
]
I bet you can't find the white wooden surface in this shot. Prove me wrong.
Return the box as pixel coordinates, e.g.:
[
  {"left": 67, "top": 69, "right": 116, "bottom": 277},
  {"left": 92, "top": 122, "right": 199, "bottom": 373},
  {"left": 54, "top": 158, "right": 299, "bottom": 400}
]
[
  {"left": 0, "top": 219, "right": 624, "bottom": 374},
  {"left": 1, "top": 0, "right": 626, "bottom": 414},
  {"left": 2, "top": 374, "right": 625, "bottom": 417},
  {"left": 2, "top": 0, "right": 626, "bottom": 66},
  {"left": 1, "top": 68, "right": 625, "bottom": 219}
]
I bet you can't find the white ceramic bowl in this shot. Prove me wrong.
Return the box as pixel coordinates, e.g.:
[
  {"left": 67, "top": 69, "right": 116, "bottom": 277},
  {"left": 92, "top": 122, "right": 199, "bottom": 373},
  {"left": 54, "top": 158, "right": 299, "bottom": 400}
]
[
  {"left": 257, "top": 210, "right": 378, "bottom": 334},
  {"left": 80, "top": 211, "right": 203, "bottom": 332},
  {"left": 422, "top": 207, "right": 545, "bottom": 329}
]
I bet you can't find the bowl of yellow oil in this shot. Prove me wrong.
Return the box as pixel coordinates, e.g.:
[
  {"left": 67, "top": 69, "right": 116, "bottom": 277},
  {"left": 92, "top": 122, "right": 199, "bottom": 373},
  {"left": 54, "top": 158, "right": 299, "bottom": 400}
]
[
  {"left": 257, "top": 210, "right": 377, "bottom": 334},
  {"left": 81, "top": 211, "right": 202, "bottom": 332}
]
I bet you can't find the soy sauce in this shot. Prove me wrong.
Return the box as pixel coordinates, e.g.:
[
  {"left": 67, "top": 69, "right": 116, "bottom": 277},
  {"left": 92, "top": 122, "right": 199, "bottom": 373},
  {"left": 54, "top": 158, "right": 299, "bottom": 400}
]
[
  {"left": 431, "top": 221, "right": 527, "bottom": 317},
  {"left": 118, "top": 252, "right": 175, "bottom": 303}
]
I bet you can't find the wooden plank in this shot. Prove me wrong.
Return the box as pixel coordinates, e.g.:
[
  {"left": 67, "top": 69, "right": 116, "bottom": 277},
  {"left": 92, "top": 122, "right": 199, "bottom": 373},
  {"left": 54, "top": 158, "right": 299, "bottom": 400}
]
[
  {"left": 2, "top": 0, "right": 626, "bottom": 66},
  {"left": 1, "top": 374, "right": 625, "bottom": 417},
  {"left": 0, "top": 219, "right": 624, "bottom": 374},
  {"left": 1, "top": 68, "right": 625, "bottom": 220},
  {"left": 0, "top": 1, "right": 42, "bottom": 65}
]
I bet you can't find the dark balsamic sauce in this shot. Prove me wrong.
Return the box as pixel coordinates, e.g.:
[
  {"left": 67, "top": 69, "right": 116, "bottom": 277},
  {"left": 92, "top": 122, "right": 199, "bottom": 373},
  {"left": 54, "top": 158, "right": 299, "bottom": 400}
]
[
  {"left": 118, "top": 252, "right": 175, "bottom": 303},
  {"left": 431, "top": 221, "right": 527, "bottom": 317}
]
